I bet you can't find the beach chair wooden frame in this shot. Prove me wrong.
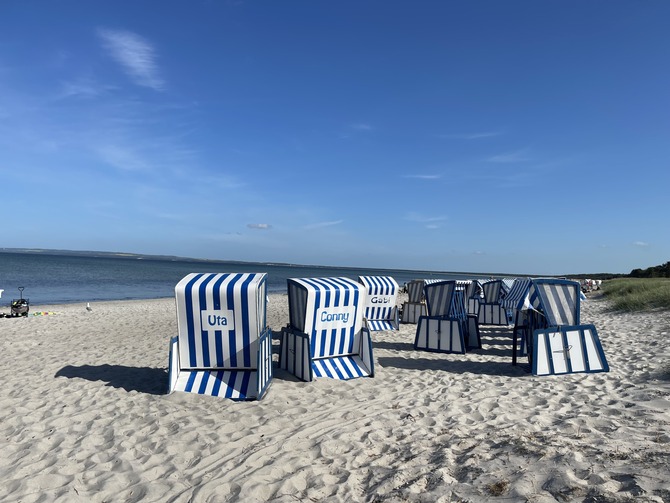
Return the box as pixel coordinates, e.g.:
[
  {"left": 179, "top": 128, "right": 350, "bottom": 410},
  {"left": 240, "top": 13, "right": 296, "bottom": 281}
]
[{"left": 168, "top": 273, "right": 273, "bottom": 400}]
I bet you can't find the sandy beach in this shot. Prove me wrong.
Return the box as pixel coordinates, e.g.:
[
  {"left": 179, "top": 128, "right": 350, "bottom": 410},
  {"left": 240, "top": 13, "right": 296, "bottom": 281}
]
[{"left": 1, "top": 292, "right": 669, "bottom": 502}]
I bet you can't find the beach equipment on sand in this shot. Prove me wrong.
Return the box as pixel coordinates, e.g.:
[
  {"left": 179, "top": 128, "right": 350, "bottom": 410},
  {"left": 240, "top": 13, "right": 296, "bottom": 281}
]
[
  {"left": 279, "top": 277, "right": 374, "bottom": 381},
  {"left": 514, "top": 278, "right": 608, "bottom": 375},
  {"left": 477, "top": 279, "right": 510, "bottom": 325},
  {"left": 10, "top": 287, "right": 29, "bottom": 317},
  {"left": 414, "top": 280, "right": 481, "bottom": 353},
  {"left": 168, "top": 273, "right": 273, "bottom": 400},
  {"left": 358, "top": 275, "right": 399, "bottom": 331}
]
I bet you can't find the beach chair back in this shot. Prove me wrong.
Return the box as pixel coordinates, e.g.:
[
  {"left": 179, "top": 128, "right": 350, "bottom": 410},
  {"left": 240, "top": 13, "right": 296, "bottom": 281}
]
[
  {"left": 424, "top": 280, "right": 457, "bottom": 317},
  {"left": 502, "top": 278, "right": 533, "bottom": 311},
  {"left": 358, "top": 275, "right": 399, "bottom": 330},
  {"left": 287, "top": 277, "right": 366, "bottom": 358},
  {"left": 175, "top": 273, "right": 267, "bottom": 370},
  {"left": 406, "top": 280, "right": 425, "bottom": 303},
  {"left": 530, "top": 279, "right": 580, "bottom": 327},
  {"left": 482, "top": 280, "right": 503, "bottom": 303}
]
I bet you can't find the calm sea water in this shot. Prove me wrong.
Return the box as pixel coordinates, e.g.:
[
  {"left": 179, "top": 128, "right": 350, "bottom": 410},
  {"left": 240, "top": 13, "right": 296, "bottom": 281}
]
[{"left": 0, "top": 252, "right": 494, "bottom": 306}]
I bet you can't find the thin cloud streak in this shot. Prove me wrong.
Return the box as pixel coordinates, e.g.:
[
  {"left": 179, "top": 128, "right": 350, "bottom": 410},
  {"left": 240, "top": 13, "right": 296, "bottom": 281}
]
[
  {"left": 402, "top": 174, "right": 442, "bottom": 180},
  {"left": 439, "top": 132, "right": 502, "bottom": 140},
  {"left": 487, "top": 149, "right": 531, "bottom": 163},
  {"left": 98, "top": 28, "right": 164, "bottom": 91},
  {"left": 303, "top": 220, "right": 344, "bottom": 230},
  {"left": 248, "top": 223, "right": 272, "bottom": 230}
]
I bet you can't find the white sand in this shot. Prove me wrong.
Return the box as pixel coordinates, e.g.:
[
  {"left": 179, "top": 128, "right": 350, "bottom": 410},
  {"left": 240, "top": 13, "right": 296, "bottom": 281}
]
[{"left": 1, "top": 293, "right": 669, "bottom": 502}]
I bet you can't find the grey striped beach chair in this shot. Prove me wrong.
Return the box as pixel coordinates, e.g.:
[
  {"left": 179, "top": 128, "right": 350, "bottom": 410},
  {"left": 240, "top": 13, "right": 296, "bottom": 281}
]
[
  {"left": 280, "top": 277, "right": 374, "bottom": 381},
  {"left": 168, "top": 273, "right": 273, "bottom": 400},
  {"left": 477, "top": 279, "right": 510, "bottom": 325},
  {"left": 414, "top": 280, "right": 481, "bottom": 354}
]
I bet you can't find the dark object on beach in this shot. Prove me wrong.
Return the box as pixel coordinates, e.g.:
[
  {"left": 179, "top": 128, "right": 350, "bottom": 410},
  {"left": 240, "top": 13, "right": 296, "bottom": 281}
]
[{"left": 10, "top": 287, "right": 29, "bottom": 317}]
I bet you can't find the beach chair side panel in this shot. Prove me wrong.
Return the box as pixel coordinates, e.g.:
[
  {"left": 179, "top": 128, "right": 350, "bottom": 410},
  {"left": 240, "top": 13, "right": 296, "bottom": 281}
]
[
  {"left": 280, "top": 327, "right": 313, "bottom": 382},
  {"left": 256, "top": 328, "right": 274, "bottom": 399}
]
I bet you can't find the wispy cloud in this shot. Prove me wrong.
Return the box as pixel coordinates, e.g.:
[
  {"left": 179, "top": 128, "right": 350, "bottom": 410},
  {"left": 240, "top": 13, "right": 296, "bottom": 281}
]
[
  {"left": 633, "top": 241, "right": 650, "bottom": 247},
  {"left": 248, "top": 223, "right": 272, "bottom": 230},
  {"left": 402, "top": 174, "right": 442, "bottom": 180},
  {"left": 98, "top": 28, "right": 164, "bottom": 91},
  {"left": 405, "top": 212, "right": 447, "bottom": 223},
  {"left": 304, "top": 220, "right": 344, "bottom": 230},
  {"left": 351, "top": 123, "right": 373, "bottom": 131},
  {"left": 487, "top": 149, "right": 531, "bottom": 163},
  {"left": 439, "top": 132, "right": 502, "bottom": 140}
]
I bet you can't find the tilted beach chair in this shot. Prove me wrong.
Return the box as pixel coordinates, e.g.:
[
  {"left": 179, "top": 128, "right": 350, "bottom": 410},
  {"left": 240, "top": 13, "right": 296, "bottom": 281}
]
[
  {"left": 414, "top": 280, "right": 481, "bottom": 353},
  {"left": 358, "top": 276, "right": 399, "bottom": 331},
  {"left": 477, "top": 279, "right": 510, "bottom": 325},
  {"left": 523, "top": 279, "right": 608, "bottom": 375},
  {"left": 279, "top": 277, "right": 374, "bottom": 381},
  {"left": 168, "top": 273, "right": 273, "bottom": 400}
]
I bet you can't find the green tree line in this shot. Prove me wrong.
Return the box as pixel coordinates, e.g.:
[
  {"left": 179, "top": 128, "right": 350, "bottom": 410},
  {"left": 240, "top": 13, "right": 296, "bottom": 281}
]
[{"left": 629, "top": 261, "right": 670, "bottom": 278}]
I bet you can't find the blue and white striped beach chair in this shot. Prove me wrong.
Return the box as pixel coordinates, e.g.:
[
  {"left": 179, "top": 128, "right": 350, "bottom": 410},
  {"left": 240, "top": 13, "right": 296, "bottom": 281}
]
[
  {"left": 501, "top": 278, "right": 533, "bottom": 364},
  {"left": 168, "top": 273, "right": 273, "bottom": 400},
  {"left": 477, "top": 279, "right": 510, "bottom": 325},
  {"left": 524, "top": 279, "right": 609, "bottom": 375},
  {"left": 358, "top": 276, "right": 399, "bottom": 331},
  {"left": 279, "top": 277, "right": 374, "bottom": 381},
  {"left": 414, "top": 280, "right": 481, "bottom": 353}
]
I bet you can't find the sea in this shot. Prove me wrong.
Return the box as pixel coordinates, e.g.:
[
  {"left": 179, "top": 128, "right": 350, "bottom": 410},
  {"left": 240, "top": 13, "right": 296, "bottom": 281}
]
[{"left": 0, "top": 251, "right": 497, "bottom": 306}]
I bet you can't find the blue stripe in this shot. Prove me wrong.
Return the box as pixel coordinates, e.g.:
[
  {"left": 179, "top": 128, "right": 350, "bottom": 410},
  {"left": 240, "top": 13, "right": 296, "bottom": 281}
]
[
  {"left": 240, "top": 273, "right": 255, "bottom": 368},
  {"left": 184, "top": 273, "right": 204, "bottom": 368},
  {"left": 185, "top": 371, "right": 198, "bottom": 392},
  {"left": 226, "top": 273, "right": 243, "bottom": 367},
  {"left": 198, "top": 273, "right": 216, "bottom": 368},
  {"left": 225, "top": 371, "right": 237, "bottom": 398},
  {"left": 212, "top": 274, "right": 227, "bottom": 367},
  {"left": 212, "top": 370, "right": 223, "bottom": 396},
  {"left": 197, "top": 371, "right": 210, "bottom": 394}
]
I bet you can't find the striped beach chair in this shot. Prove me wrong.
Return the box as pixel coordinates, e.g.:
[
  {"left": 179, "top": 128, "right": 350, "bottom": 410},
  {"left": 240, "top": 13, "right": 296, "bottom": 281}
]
[
  {"left": 414, "top": 280, "right": 481, "bottom": 354},
  {"left": 477, "top": 279, "right": 510, "bottom": 325},
  {"left": 168, "top": 273, "right": 273, "bottom": 400},
  {"left": 524, "top": 279, "right": 608, "bottom": 375},
  {"left": 501, "top": 278, "right": 533, "bottom": 365},
  {"left": 279, "top": 277, "right": 374, "bottom": 381},
  {"left": 358, "top": 276, "right": 399, "bottom": 331},
  {"left": 400, "top": 279, "right": 428, "bottom": 323}
]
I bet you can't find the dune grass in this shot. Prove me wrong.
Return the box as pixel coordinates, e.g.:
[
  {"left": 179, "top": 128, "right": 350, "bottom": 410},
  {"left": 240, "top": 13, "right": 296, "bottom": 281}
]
[{"left": 601, "top": 278, "right": 670, "bottom": 312}]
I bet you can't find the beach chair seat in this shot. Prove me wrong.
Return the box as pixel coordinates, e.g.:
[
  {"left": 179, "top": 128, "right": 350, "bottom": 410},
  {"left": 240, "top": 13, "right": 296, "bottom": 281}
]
[
  {"left": 279, "top": 277, "right": 374, "bottom": 382},
  {"left": 414, "top": 280, "right": 481, "bottom": 354},
  {"left": 358, "top": 276, "right": 399, "bottom": 331},
  {"left": 168, "top": 273, "right": 273, "bottom": 400}
]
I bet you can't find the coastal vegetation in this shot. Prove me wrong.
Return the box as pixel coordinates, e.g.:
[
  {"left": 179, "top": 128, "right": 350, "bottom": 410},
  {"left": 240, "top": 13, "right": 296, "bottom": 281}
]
[{"left": 602, "top": 277, "right": 670, "bottom": 312}]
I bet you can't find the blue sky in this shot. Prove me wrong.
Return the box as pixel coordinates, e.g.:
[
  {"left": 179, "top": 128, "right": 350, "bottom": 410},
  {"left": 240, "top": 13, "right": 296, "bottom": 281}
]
[{"left": 1, "top": 1, "right": 668, "bottom": 275}]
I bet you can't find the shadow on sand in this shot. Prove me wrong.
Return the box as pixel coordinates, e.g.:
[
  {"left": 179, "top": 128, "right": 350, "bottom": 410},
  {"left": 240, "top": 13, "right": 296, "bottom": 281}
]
[
  {"left": 55, "top": 364, "right": 167, "bottom": 395},
  {"left": 377, "top": 356, "right": 531, "bottom": 377}
]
